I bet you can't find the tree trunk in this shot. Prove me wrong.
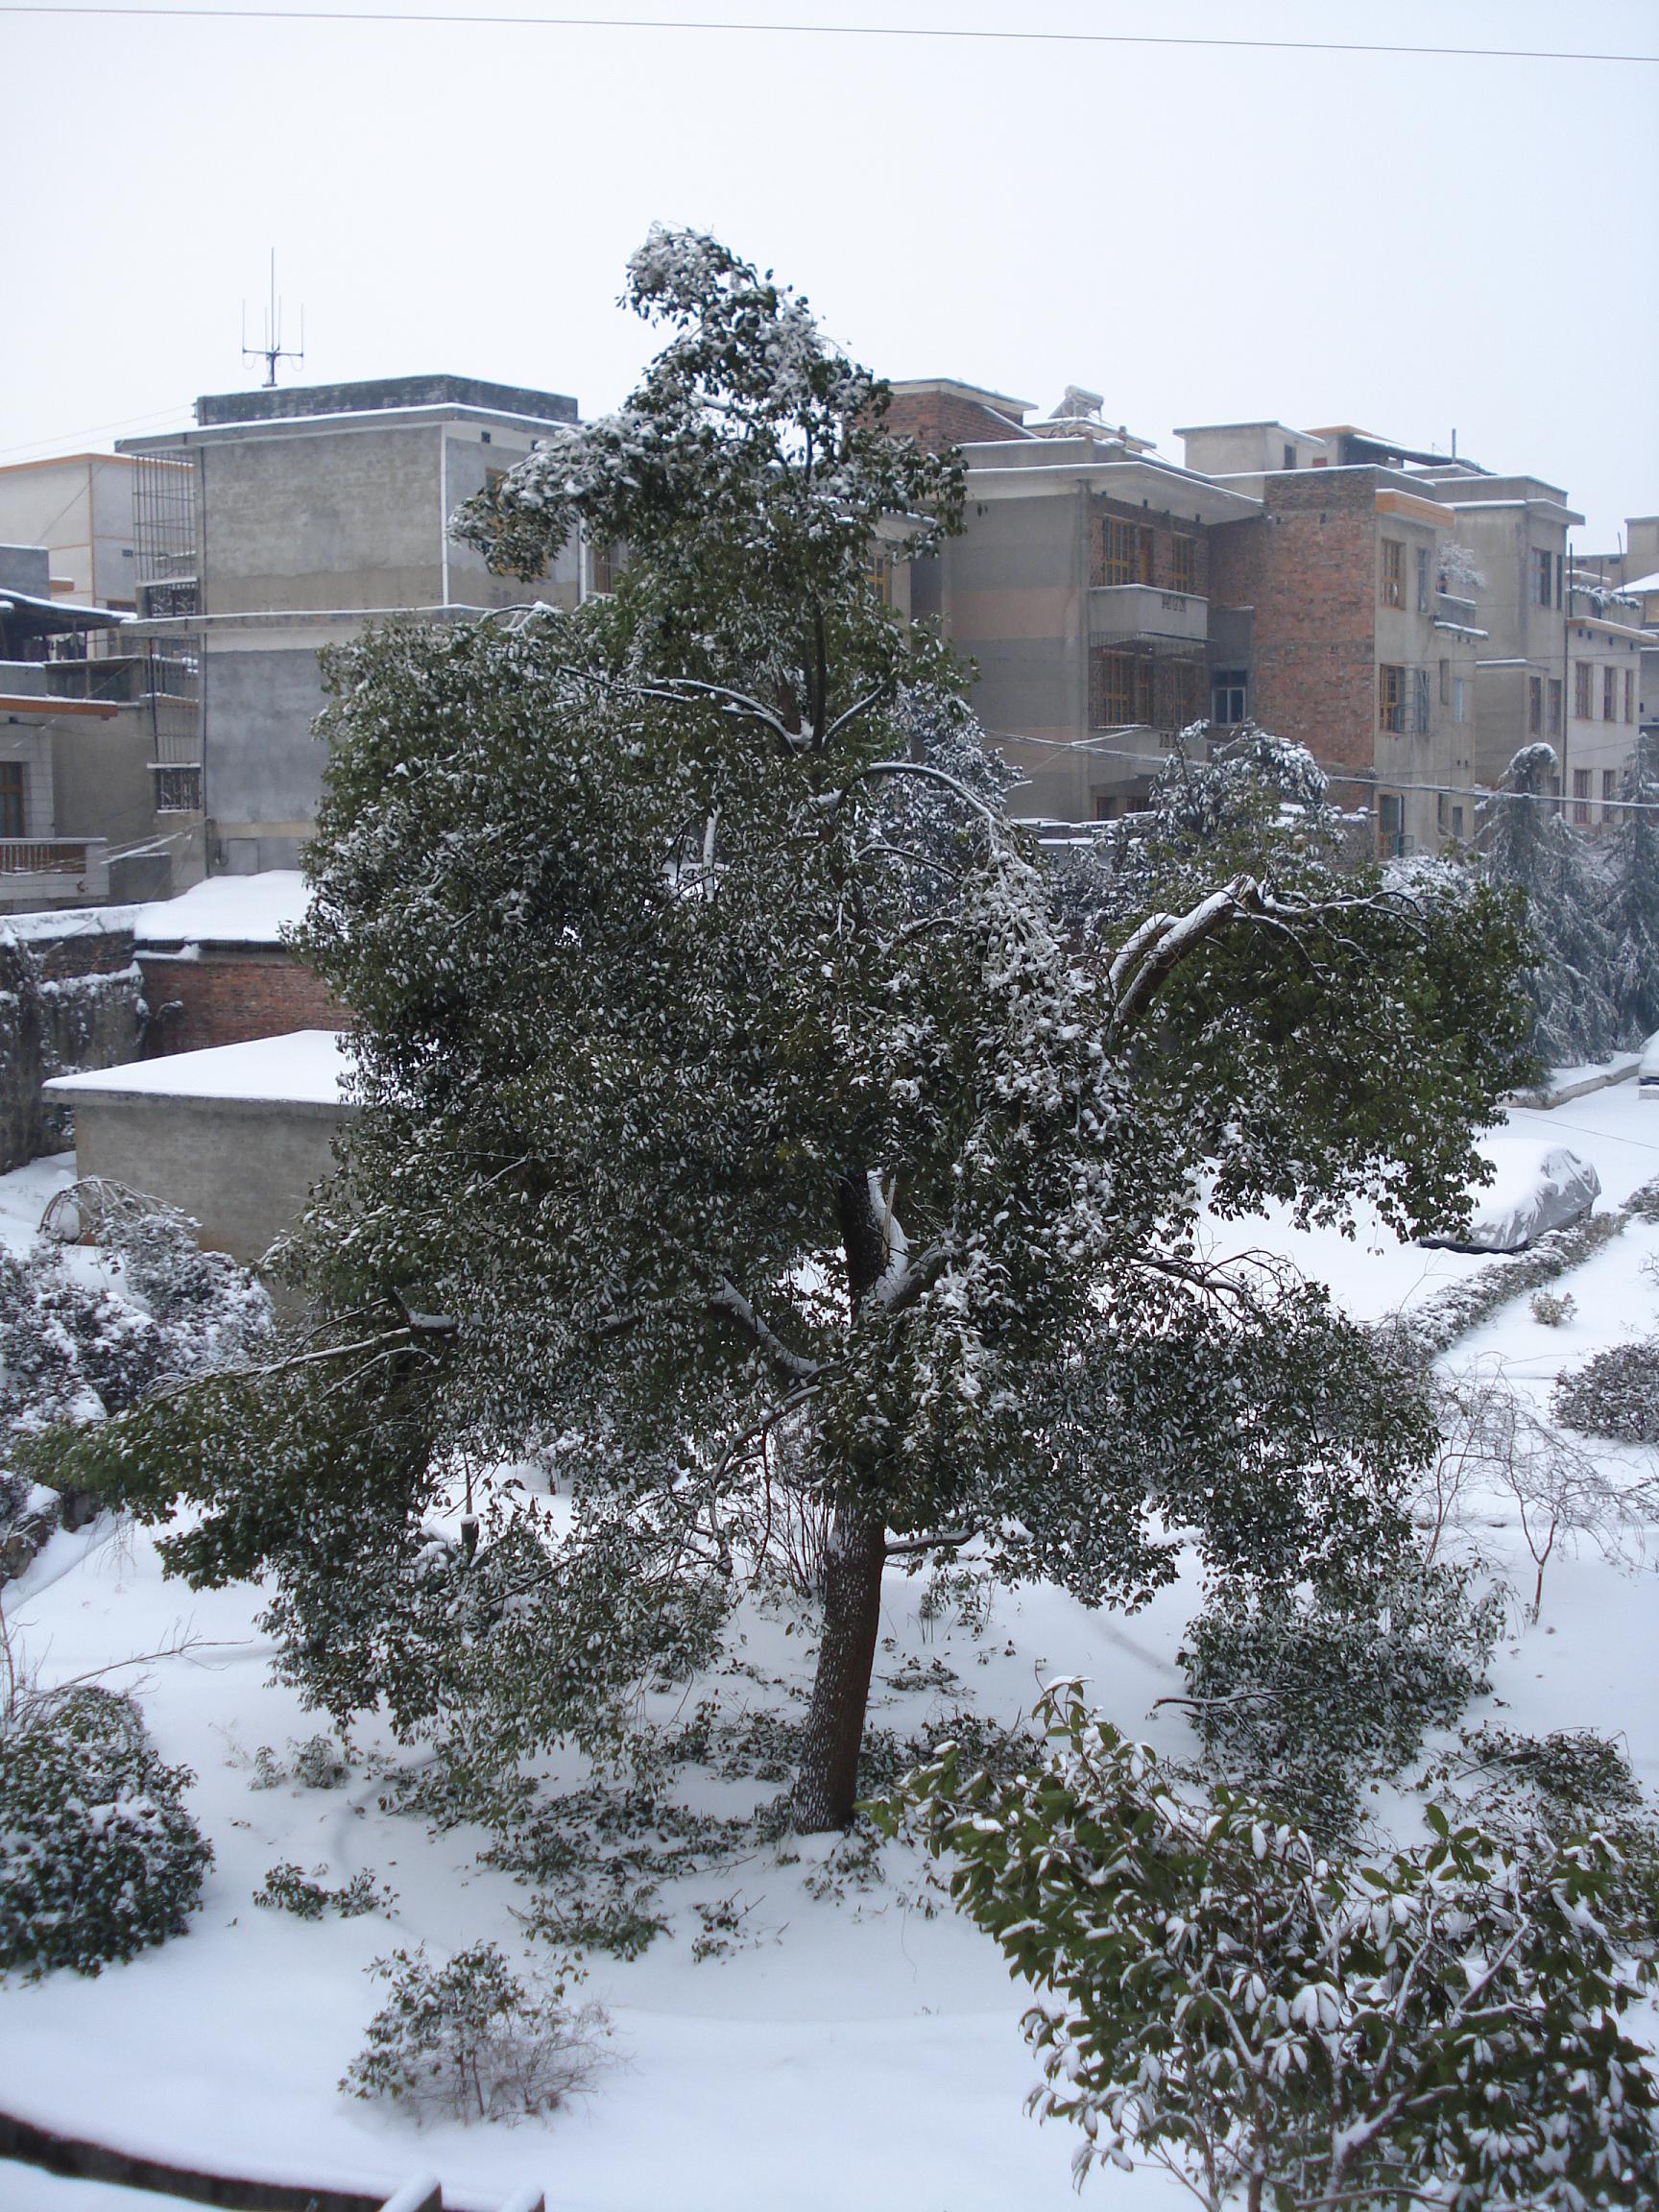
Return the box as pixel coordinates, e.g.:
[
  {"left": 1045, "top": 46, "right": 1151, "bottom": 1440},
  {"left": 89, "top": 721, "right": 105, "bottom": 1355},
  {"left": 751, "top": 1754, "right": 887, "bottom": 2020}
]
[
  {"left": 791, "top": 1503, "right": 888, "bottom": 1833},
  {"left": 789, "top": 1171, "right": 894, "bottom": 1834}
]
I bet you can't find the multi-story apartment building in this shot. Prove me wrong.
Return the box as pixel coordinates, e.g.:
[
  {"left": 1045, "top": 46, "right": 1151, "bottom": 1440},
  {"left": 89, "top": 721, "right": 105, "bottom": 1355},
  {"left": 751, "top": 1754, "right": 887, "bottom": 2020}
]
[
  {"left": 0, "top": 452, "right": 142, "bottom": 613},
  {"left": 891, "top": 384, "right": 1256, "bottom": 820},
  {"left": 1182, "top": 430, "right": 1482, "bottom": 855},
  {"left": 118, "top": 373, "right": 583, "bottom": 877}
]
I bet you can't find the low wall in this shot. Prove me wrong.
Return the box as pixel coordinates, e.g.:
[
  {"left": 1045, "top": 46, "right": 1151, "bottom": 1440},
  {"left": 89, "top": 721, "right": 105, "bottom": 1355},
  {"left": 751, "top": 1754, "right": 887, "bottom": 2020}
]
[
  {"left": 68, "top": 1089, "right": 351, "bottom": 1267},
  {"left": 139, "top": 943, "right": 346, "bottom": 1056}
]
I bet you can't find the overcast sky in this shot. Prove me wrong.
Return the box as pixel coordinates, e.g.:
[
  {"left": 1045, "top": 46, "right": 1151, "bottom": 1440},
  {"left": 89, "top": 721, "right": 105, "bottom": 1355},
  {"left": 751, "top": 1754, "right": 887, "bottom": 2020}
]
[{"left": 5, "top": 0, "right": 1656, "bottom": 548}]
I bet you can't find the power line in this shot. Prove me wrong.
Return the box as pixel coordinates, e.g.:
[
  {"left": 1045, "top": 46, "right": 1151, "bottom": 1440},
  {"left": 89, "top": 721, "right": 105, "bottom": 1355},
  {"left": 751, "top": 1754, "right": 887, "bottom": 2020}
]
[
  {"left": 0, "top": 4, "right": 1653, "bottom": 65},
  {"left": 0, "top": 404, "right": 193, "bottom": 463}
]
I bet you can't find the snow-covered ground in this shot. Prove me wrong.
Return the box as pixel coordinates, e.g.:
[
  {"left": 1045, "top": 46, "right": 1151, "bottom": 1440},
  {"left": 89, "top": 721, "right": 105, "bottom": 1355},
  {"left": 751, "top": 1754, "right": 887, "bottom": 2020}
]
[{"left": 1, "top": 1086, "right": 1655, "bottom": 2212}]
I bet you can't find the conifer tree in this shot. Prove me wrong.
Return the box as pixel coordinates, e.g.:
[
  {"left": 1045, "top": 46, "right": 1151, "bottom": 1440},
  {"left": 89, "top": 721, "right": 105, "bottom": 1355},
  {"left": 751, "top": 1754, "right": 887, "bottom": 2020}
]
[
  {"left": 1480, "top": 742, "right": 1619, "bottom": 1065},
  {"left": 1609, "top": 728, "right": 1659, "bottom": 1045}
]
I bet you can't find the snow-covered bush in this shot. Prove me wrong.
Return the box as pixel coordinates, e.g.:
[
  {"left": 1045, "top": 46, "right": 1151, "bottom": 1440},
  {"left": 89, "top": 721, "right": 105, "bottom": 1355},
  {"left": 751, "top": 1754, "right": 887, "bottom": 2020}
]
[
  {"left": 0, "top": 1686, "right": 211, "bottom": 1978},
  {"left": 1528, "top": 1287, "right": 1575, "bottom": 1326},
  {"left": 341, "top": 1941, "right": 608, "bottom": 2123},
  {"left": 1179, "top": 1561, "right": 1502, "bottom": 1838},
  {"left": 886, "top": 1681, "right": 1659, "bottom": 2210},
  {"left": 253, "top": 1862, "right": 389, "bottom": 1920},
  {"left": 1553, "top": 1336, "right": 1659, "bottom": 1441},
  {"left": 100, "top": 1204, "right": 272, "bottom": 1371}
]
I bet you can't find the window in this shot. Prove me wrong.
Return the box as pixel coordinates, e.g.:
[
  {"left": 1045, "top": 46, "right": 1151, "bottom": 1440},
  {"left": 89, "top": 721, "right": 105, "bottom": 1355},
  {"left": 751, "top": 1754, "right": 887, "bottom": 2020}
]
[
  {"left": 1099, "top": 517, "right": 1153, "bottom": 588},
  {"left": 867, "top": 545, "right": 894, "bottom": 607},
  {"left": 1169, "top": 534, "right": 1197, "bottom": 596},
  {"left": 1454, "top": 676, "right": 1469, "bottom": 725},
  {"left": 1626, "top": 668, "right": 1637, "bottom": 723},
  {"left": 1603, "top": 769, "right": 1618, "bottom": 812},
  {"left": 153, "top": 767, "right": 202, "bottom": 814},
  {"left": 589, "top": 541, "right": 620, "bottom": 596},
  {"left": 1283, "top": 443, "right": 1297, "bottom": 470},
  {"left": 1096, "top": 649, "right": 1152, "bottom": 726},
  {"left": 1548, "top": 678, "right": 1562, "bottom": 736},
  {"left": 1575, "top": 661, "right": 1593, "bottom": 720},
  {"left": 1416, "top": 546, "right": 1431, "bottom": 613},
  {"left": 0, "top": 761, "right": 22, "bottom": 839},
  {"left": 1159, "top": 660, "right": 1201, "bottom": 731},
  {"left": 1382, "top": 539, "right": 1405, "bottom": 608},
  {"left": 1094, "top": 794, "right": 1118, "bottom": 821},
  {"left": 1451, "top": 804, "right": 1465, "bottom": 841},
  {"left": 1377, "top": 792, "right": 1405, "bottom": 858},
  {"left": 1556, "top": 553, "right": 1565, "bottom": 609},
  {"left": 1414, "top": 667, "right": 1431, "bottom": 733},
  {"left": 1573, "top": 768, "right": 1591, "bottom": 825},
  {"left": 1438, "top": 659, "right": 1451, "bottom": 707},
  {"left": 1212, "top": 670, "right": 1248, "bottom": 726},
  {"left": 1534, "top": 548, "right": 1554, "bottom": 607},
  {"left": 1379, "top": 663, "right": 1406, "bottom": 733},
  {"left": 1528, "top": 675, "right": 1543, "bottom": 734},
  {"left": 1604, "top": 666, "right": 1618, "bottom": 722}
]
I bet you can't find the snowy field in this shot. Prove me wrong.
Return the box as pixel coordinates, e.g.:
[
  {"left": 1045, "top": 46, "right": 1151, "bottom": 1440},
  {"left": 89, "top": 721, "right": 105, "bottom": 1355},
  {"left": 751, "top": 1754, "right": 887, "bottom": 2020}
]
[{"left": 1, "top": 1082, "right": 1655, "bottom": 2212}]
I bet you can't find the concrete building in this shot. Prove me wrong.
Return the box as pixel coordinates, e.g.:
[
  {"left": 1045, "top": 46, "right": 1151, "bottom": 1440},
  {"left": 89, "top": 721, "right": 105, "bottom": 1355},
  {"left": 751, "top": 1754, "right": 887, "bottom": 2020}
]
[
  {"left": 895, "top": 383, "right": 1257, "bottom": 821},
  {"left": 0, "top": 453, "right": 142, "bottom": 613},
  {"left": 0, "top": 542, "right": 141, "bottom": 908},
  {"left": 118, "top": 373, "right": 583, "bottom": 875}
]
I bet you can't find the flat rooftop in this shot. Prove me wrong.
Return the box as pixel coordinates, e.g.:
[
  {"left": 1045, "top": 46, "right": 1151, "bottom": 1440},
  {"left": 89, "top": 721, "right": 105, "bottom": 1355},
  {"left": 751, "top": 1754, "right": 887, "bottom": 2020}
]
[{"left": 195, "top": 373, "right": 578, "bottom": 428}]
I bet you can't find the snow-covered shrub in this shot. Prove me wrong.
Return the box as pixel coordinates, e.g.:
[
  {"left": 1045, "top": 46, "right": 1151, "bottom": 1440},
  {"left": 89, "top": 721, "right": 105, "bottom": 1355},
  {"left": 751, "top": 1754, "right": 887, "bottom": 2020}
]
[
  {"left": 0, "top": 1687, "right": 211, "bottom": 1978},
  {"left": 886, "top": 1681, "right": 1659, "bottom": 2211},
  {"left": 1553, "top": 1336, "right": 1659, "bottom": 1442},
  {"left": 341, "top": 1941, "right": 608, "bottom": 2123},
  {"left": 1180, "top": 1561, "right": 1502, "bottom": 1837},
  {"left": 99, "top": 1203, "right": 272, "bottom": 1374},
  {"left": 253, "top": 1861, "right": 389, "bottom": 1920},
  {"left": 1528, "top": 1287, "right": 1575, "bottom": 1327},
  {"left": 1425, "top": 1724, "right": 1659, "bottom": 1955}
]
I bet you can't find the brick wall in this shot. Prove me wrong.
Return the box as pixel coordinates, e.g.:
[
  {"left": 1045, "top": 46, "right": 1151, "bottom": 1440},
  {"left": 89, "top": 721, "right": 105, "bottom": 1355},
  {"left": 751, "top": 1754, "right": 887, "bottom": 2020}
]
[
  {"left": 1207, "top": 470, "right": 1380, "bottom": 779},
  {"left": 882, "top": 392, "right": 1028, "bottom": 454},
  {"left": 0, "top": 920, "right": 145, "bottom": 1171},
  {"left": 138, "top": 946, "right": 347, "bottom": 1056}
]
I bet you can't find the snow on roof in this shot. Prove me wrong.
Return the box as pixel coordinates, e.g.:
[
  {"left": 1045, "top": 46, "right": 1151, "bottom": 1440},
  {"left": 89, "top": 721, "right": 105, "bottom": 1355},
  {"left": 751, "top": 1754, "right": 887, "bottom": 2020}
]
[
  {"left": 43, "top": 1028, "right": 352, "bottom": 1107},
  {"left": 133, "top": 870, "right": 310, "bottom": 946},
  {"left": 1622, "top": 569, "right": 1659, "bottom": 594}
]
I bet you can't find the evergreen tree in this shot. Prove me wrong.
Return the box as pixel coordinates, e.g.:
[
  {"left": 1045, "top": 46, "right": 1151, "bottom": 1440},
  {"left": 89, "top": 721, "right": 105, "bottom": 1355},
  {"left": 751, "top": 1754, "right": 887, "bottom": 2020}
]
[
  {"left": 1608, "top": 728, "right": 1659, "bottom": 1045},
  {"left": 1479, "top": 742, "right": 1619, "bottom": 1065},
  {"left": 52, "top": 232, "right": 1534, "bottom": 1834}
]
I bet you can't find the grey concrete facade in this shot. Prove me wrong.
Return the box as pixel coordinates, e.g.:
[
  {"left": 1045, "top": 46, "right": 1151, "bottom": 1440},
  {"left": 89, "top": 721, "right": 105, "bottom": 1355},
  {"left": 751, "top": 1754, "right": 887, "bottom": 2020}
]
[
  {"left": 55, "top": 1087, "right": 350, "bottom": 1268},
  {"left": 120, "top": 374, "right": 583, "bottom": 874}
]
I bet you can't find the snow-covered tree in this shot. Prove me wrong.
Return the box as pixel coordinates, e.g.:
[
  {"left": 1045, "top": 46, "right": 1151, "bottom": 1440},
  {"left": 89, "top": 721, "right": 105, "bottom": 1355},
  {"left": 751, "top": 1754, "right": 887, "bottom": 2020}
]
[
  {"left": 58, "top": 233, "right": 1533, "bottom": 1835},
  {"left": 1479, "top": 743, "right": 1619, "bottom": 1065},
  {"left": 1608, "top": 728, "right": 1659, "bottom": 1045},
  {"left": 889, "top": 1680, "right": 1659, "bottom": 2210}
]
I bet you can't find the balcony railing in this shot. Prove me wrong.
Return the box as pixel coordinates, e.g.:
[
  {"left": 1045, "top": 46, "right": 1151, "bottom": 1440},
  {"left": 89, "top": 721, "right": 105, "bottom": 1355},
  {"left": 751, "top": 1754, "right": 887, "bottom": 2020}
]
[
  {"left": 0, "top": 838, "right": 110, "bottom": 898},
  {"left": 1090, "top": 585, "right": 1208, "bottom": 646},
  {"left": 1433, "top": 590, "right": 1480, "bottom": 630}
]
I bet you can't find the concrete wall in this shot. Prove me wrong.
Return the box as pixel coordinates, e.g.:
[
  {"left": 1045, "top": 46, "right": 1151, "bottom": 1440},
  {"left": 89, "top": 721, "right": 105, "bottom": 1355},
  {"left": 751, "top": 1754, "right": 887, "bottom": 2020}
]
[
  {"left": 50, "top": 718, "right": 159, "bottom": 849},
  {"left": 201, "top": 643, "right": 328, "bottom": 853},
  {"left": 66, "top": 1090, "right": 349, "bottom": 1267}
]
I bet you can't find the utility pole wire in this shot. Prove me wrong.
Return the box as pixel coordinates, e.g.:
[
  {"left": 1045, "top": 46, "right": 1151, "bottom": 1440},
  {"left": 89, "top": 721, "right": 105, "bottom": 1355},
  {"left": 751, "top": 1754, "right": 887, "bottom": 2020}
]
[{"left": 0, "top": 5, "right": 1654, "bottom": 65}]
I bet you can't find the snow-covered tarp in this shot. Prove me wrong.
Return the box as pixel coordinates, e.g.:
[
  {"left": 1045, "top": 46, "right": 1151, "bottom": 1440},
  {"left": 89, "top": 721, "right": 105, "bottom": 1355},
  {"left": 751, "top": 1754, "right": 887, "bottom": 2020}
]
[
  {"left": 1420, "top": 1139, "right": 1600, "bottom": 1254},
  {"left": 134, "top": 873, "right": 310, "bottom": 950},
  {"left": 41, "top": 1029, "right": 351, "bottom": 1109},
  {"left": 1640, "top": 1031, "right": 1659, "bottom": 1094}
]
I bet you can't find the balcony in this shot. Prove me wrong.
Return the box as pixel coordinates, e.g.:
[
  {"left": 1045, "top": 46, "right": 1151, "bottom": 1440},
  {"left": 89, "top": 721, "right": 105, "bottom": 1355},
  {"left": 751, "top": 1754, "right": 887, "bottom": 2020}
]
[
  {"left": 1089, "top": 585, "right": 1208, "bottom": 648},
  {"left": 1433, "top": 590, "right": 1482, "bottom": 634},
  {"left": 0, "top": 838, "right": 110, "bottom": 904}
]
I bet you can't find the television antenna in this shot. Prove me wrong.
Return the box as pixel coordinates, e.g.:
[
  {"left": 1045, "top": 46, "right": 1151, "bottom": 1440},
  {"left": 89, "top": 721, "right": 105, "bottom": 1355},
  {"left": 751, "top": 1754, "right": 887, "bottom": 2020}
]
[{"left": 241, "top": 251, "right": 304, "bottom": 388}]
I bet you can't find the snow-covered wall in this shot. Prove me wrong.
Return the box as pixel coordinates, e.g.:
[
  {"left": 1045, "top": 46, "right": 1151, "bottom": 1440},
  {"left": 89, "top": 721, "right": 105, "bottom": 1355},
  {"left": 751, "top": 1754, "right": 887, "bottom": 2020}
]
[{"left": 0, "top": 914, "right": 147, "bottom": 1172}]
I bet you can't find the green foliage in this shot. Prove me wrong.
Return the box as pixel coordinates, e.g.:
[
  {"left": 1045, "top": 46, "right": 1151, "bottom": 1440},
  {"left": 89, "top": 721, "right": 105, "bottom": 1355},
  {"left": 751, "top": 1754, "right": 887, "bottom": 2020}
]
[
  {"left": 1609, "top": 728, "right": 1659, "bottom": 1044},
  {"left": 253, "top": 1861, "right": 392, "bottom": 1920},
  {"left": 1179, "top": 1560, "right": 1503, "bottom": 1839},
  {"left": 341, "top": 1940, "right": 608, "bottom": 2123},
  {"left": 0, "top": 1688, "right": 211, "bottom": 1979},
  {"left": 885, "top": 1681, "right": 1659, "bottom": 2211}
]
